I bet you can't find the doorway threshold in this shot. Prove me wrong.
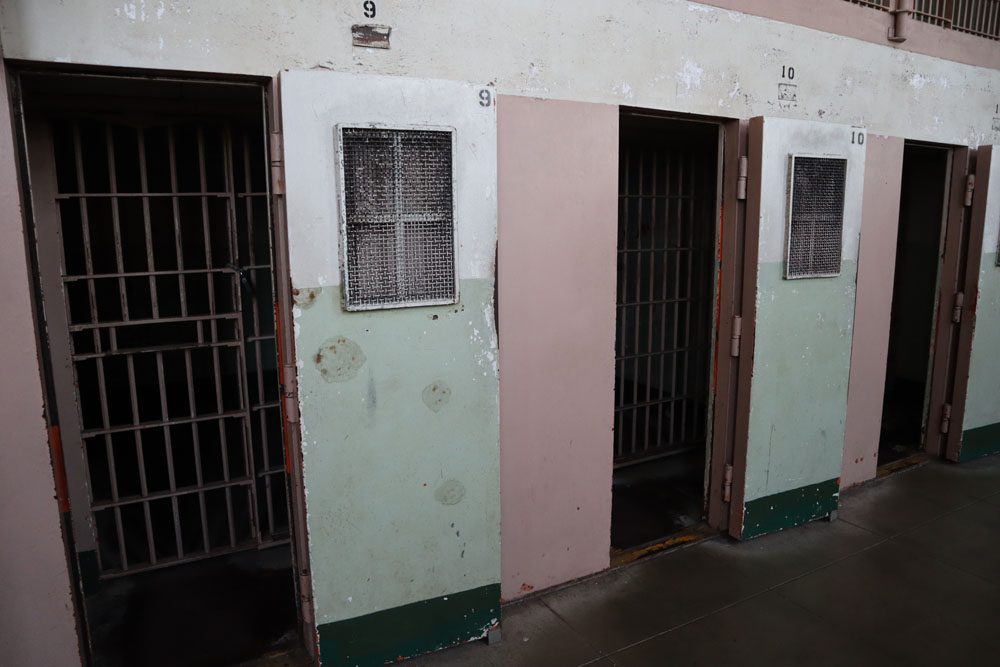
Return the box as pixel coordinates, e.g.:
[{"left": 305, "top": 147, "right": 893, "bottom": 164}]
[
  {"left": 610, "top": 523, "right": 717, "bottom": 568},
  {"left": 877, "top": 451, "right": 930, "bottom": 479}
]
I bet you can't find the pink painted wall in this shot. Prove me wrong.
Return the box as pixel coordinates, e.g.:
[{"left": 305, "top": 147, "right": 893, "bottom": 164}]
[
  {"left": 842, "top": 134, "right": 905, "bottom": 488},
  {"left": 497, "top": 95, "right": 618, "bottom": 600},
  {"left": 0, "top": 56, "right": 81, "bottom": 664}
]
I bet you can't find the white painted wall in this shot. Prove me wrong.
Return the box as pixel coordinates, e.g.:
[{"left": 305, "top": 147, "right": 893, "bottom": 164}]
[
  {"left": 281, "top": 71, "right": 497, "bottom": 289},
  {"left": 0, "top": 0, "right": 996, "bottom": 148}
]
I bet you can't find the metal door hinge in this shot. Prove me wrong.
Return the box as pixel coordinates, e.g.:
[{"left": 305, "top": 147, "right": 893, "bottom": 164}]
[
  {"left": 722, "top": 463, "right": 734, "bottom": 502},
  {"left": 730, "top": 315, "right": 742, "bottom": 357},
  {"left": 270, "top": 131, "right": 285, "bottom": 196},
  {"left": 281, "top": 362, "right": 299, "bottom": 424},
  {"left": 736, "top": 156, "right": 748, "bottom": 201},
  {"left": 952, "top": 291, "right": 965, "bottom": 324},
  {"left": 941, "top": 403, "right": 952, "bottom": 434},
  {"left": 964, "top": 174, "right": 975, "bottom": 207}
]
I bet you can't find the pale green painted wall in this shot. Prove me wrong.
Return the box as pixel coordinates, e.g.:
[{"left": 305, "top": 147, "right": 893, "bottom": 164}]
[
  {"left": 744, "top": 261, "right": 858, "bottom": 501},
  {"left": 294, "top": 279, "right": 500, "bottom": 625},
  {"left": 964, "top": 253, "right": 1000, "bottom": 431}
]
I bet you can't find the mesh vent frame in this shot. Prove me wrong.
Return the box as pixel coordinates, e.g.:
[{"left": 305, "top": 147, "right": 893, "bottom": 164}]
[
  {"left": 336, "top": 124, "right": 459, "bottom": 311},
  {"left": 784, "top": 154, "right": 848, "bottom": 280}
]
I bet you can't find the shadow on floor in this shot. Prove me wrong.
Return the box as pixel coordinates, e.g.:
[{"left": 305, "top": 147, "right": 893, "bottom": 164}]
[
  {"left": 611, "top": 449, "right": 705, "bottom": 550},
  {"left": 87, "top": 545, "right": 299, "bottom": 667},
  {"left": 412, "top": 454, "right": 1000, "bottom": 667}
]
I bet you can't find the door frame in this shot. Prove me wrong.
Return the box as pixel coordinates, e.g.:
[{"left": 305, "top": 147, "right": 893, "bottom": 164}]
[
  {"left": 924, "top": 145, "right": 975, "bottom": 458},
  {"left": 612, "top": 108, "right": 748, "bottom": 535},
  {"left": 8, "top": 65, "right": 316, "bottom": 662},
  {"left": 943, "top": 146, "right": 992, "bottom": 461}
]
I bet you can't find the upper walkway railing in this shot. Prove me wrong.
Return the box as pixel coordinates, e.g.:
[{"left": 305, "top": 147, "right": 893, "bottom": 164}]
[{"left": 849, "top": 0, "right": 999, "bottom": 40}]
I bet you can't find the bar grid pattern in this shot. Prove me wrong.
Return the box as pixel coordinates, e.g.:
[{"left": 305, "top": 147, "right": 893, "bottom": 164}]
[
  {"left": 341, "top": 127, "right": 456, "bottom": 310},
  {"left": 785, "top": 156, "right": 847, "bottom": 279},
  {"left": 614, "top": 132, "right": 717, "bottom": 467},
  {"left": 51, "top": 117, "right": 289, "bottom": 577}
]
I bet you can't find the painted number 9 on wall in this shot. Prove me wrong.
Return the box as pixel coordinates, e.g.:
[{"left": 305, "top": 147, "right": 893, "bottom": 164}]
[
  {"left": 479, "top": 89, "right": 493, "bottom": 107},
  {"left": 363, "top": 0, "right": 376, "bottom": 18}
]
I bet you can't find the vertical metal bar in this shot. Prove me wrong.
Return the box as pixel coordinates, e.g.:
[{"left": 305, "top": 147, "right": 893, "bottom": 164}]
[
  {"left": 670, "top": 154, "right": 682, "bottom": 447},
  {"left": 137, "top": 128, "right": 160, "bottom": 319},
  {"left": 656, "top": 150, "right": 671, "bottom": 450},
  {"left": 74, "top": 121, "right": 130, "bottom": 569},
  {"left": 196, "top": 124, "right": 230, "bottom": 550},
  {"left": 154, "top": 352, "right": 184, "bottom": 558},
  {"left": 631, "top": 149, "right": 644, "bottom": 457},
  {"left": 644, "top": 150, "right": 658, "bottom": 454},
  {"left": 104, "top": 124, "right": 130, "bottom": 322},
  {"left": 184, "top": 351, "right": 211, "bottom": 552},
  {"left": 241, "top": 127, "right": 273, "bottom": 538}
]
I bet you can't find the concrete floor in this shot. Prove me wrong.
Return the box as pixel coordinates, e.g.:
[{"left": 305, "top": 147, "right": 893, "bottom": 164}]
[{"left": 411, "top": 454, "right": 1000, "bottom": 666}]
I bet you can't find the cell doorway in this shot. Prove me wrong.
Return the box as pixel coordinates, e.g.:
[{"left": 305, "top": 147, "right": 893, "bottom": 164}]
[
  {"left": 611, "top": 112, "right": 720, "bottom": 551},
  {"left": 18, "top": 72, "right": 304, "bottom": 667},
  {"left": 879, "top": 143, "right": 952, "bottom": 466}
]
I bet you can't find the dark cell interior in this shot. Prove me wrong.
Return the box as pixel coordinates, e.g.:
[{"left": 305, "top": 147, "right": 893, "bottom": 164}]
[
  {"left": 25, "top": 73, "right": 298, "bottom": 667},
  {"left": 612, "top": 114, "right": 718, "bottom": 551},
  {"left": 879, "top": 143, "right": 951, "bottom": 466}
]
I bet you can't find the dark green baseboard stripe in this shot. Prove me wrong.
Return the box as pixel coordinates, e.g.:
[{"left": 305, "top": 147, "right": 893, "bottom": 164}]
[
  {"left": 741, "top": 478, "right": 839, "bottom": 540},
  {"left": 960, "top": 422, "right": 1000, "bottom": 462},
  {"left": 318, "top": 583, "right": 500, "bottom": 666}
]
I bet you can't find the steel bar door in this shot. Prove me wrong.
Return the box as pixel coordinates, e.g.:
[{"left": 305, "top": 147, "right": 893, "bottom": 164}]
[
  {"left": 614, "top": 121, "right": 717, "bottom": 466},
  {"left": 31, "top": 114, "right": 288, "bottom": 578}
]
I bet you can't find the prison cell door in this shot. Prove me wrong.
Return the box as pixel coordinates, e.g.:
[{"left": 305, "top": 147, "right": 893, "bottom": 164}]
[
  {"left": 944, "top": 145, "right": 999, "bottom": 462},
  {"left": 28, "top": 109, "right": 290, "bottom": 578},
  {"left": 729, "top": 117, "right": 866, "bottom": 540},
  {"left": 614, "top": 121, "right": 717, "bottom": 468}
]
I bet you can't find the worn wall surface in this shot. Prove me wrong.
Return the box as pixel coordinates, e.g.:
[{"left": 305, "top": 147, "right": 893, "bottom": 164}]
[
  {"left": 497, "top": 95, "right": 618, "bottom": 601},
  {"left": 280, "top": 71, "right": 499, "bottom": 664},
  {"left": 740, "top": 117, "right": 866, "bottom": 538},
  {"left": 0, "top": 1, "right": 997, "bottom": 148},
  {"left": 0, "top": 52, "right": 81, "bottom": 667},
  {"left": 841, "top": 135, "right": 905, "bottom": 488},
  {"left": 962, "top": 145, "right": 1000, "bottom": 461}
]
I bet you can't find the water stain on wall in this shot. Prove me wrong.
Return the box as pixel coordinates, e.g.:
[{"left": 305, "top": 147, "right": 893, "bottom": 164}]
[
  {"left": 434, "top": 479, "right": 466, "bottom": 505},
  {"left": 422, "top": 380, "right": 452, "bottom": 412},
  {"left": 315, "top": 336, "right": 366, "bottom": 382}
]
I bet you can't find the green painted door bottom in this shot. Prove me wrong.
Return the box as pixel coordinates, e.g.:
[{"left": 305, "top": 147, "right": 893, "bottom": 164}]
[
  {"left": 959, "top": 422, "right": 1000, "bottom": 462},
  {"left": 317, "top": 583, "right": 500, "bottom": 666},
  {"left": 740, "top": 478, "right": 839, "bottom": 540}
]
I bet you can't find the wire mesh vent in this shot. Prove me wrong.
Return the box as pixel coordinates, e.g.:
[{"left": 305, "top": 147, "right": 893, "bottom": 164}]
[
  {"left": 785, "top": 156, "right": 848, "bottom": 279},
  {"left": 340, "top": 127, "right": 456, "bottom": 309}
]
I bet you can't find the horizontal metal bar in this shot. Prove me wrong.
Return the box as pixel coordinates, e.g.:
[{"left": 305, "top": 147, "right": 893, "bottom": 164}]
[
  {"left": 91, "top": 476, "right": 254, "bottom": 510},
  {"left": 612, "top": 444, "right": 703, "bottom": 469},
  {"left": 615, "top": 396, "right": 702, "bottom": 411},
  {"left": 617, "top": 247, "right": 703, "bottom": 253},
  {"left": 63, "top": 267, "right": 239, "bottom": 282},
  {"left": 617, "top": 297, "right": 700, "bottom": 307},
  {"left": 81, "top": 408, "right": 249, "bottom": 438},
  {"left": 249, "top": 401, "right": 280, "bottom": 412},
  {"left": 618, "top": 194, "right": 709, "bottom": 200},
  {"left": 68, "top": 312, "right": 239, "bottom": 332},
  {"left": 56, "top": 192, "right": 237, "bottom": 199},
  {"left": 256, "top": 466, "right": 287, "bottom": 478},
  {"left": 98, "top": 538, "right": 290, "bottom": 580},
  {"left": 616, "top": 346, "right": 708, "bottom": 361},
  {"left": 72, "top": 338, "right": 241, "bottom": 361}
]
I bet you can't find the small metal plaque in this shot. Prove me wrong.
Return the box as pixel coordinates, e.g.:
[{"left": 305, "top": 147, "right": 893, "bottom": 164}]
[{"left": 352, "top": 24, "right": 391, "bottom": 49}]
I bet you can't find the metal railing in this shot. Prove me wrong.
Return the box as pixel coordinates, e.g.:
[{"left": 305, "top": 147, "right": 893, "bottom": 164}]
[{"left": 849, "top": 0, "right": 1000, "bottom": 39}]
